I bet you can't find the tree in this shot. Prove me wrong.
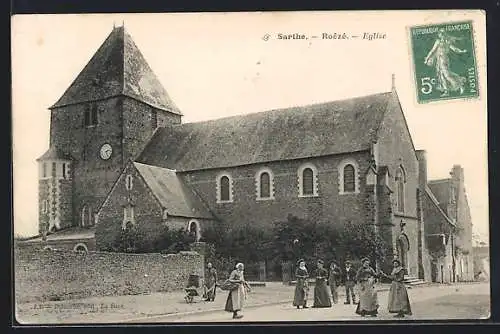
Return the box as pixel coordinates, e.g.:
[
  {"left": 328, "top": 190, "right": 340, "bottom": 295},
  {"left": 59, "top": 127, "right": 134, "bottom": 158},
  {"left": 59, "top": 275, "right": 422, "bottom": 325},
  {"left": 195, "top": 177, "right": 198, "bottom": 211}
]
[
  {"left": 272, "top": 215, "right": 341, "bottom": 266},
  {"left": 202, "top": 223, "right": 271, "bottom": 265},
  {"left": 155, "top": 225, "right": 195, "bottom": 254},
  {"left": 272, "top": 215, "right": 389, "bottom": 268},
  {"left": 114, "top": 224, "right": 194, "bottom": 254},
  {"left": 337, "top": 221, "right": 389, "bottom": 264}
]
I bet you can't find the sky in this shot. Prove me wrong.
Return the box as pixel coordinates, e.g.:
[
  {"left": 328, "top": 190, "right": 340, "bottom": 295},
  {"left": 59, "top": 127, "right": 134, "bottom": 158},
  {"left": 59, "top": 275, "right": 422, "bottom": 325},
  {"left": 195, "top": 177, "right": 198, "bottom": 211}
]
[{"left": 11, "top": 11, "right": 489, "bottom": 243}]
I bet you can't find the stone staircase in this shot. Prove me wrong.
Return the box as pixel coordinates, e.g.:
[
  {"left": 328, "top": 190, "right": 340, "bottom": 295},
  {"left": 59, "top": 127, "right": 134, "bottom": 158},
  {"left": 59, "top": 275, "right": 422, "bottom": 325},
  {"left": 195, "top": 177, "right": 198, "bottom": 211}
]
[{"left": 403, "top": 275, "right": 426, "bottom": 288}]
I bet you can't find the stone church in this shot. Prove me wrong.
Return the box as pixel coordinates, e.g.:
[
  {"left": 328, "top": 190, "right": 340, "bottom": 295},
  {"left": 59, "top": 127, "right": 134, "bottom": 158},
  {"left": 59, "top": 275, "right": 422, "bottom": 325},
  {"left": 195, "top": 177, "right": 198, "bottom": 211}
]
[{"left": 24, "top": 26, "right": 474, "bottom": 283}]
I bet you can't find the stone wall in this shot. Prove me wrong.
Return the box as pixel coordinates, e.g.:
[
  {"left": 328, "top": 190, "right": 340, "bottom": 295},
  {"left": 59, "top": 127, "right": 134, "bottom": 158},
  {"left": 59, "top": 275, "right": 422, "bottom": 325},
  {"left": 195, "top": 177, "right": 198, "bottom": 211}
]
[
  {"left": 122, "top": 98, "right": 181, "bottom": 163},
  {"left": 14, "top": 247, "right": 204, "bottom": 304},
  {"left": 96, "top": 161, "right": 164, "bottom": 251}
]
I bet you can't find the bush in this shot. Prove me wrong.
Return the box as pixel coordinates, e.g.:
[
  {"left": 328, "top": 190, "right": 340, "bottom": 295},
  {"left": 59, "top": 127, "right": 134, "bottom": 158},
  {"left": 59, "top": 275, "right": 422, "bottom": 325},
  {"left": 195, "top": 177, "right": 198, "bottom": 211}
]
[
  {"left": 114, "top": 224, "right": 194, "bottom": 254},
  {"left": 272, "top": 215, "right": 389, "bottom": 269}
]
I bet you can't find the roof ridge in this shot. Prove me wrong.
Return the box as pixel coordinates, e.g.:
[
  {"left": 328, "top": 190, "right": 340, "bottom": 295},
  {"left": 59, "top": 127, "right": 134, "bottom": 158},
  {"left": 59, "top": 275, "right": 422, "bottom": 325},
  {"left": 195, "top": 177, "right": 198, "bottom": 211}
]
[
  {"left": 183, "top": 91, "right": 393, "bottom": 126},
  {"left": 425, "top": 186, "right": 455, "bottom": 226}
]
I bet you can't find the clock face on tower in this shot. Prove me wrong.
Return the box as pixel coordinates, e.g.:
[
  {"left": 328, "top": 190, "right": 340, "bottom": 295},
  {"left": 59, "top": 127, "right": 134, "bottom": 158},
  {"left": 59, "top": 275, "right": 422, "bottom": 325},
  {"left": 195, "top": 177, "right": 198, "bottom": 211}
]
[{"left": 99, "top": 143, "right": 113, "bottom": 160}]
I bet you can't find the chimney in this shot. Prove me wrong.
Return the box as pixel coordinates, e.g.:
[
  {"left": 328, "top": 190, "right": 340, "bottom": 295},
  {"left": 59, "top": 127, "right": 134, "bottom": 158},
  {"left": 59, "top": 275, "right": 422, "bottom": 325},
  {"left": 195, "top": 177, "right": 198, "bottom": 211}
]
[
  {"left": 450, "top": 165, "right": 464, "bottom": 181},
  {"left": 416, "top": 150, "right": 427, "bottom": 190},
  {"left": 391, "top": 73, "right": 396, "bottom": 92}
]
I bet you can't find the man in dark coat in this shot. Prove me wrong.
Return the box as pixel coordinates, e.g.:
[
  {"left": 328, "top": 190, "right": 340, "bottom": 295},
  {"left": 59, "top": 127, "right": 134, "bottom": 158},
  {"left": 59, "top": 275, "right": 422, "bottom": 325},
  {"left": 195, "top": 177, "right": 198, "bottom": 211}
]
[
  {"left": 343, "top": 260, "right": 357, "bottom": 304},
  {"left": 328, "top": 261, "right": 342, "bottom": 304}
]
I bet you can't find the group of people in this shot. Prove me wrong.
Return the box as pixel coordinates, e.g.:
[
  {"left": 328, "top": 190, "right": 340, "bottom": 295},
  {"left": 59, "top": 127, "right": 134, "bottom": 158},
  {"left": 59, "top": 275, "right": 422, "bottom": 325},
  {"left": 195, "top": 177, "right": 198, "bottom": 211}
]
[
  {"left": 293, "top": 257, "right": 413, "bottom": 318},
  {"left": 202, "top": 256, "right": 412, "bottom": 320}
]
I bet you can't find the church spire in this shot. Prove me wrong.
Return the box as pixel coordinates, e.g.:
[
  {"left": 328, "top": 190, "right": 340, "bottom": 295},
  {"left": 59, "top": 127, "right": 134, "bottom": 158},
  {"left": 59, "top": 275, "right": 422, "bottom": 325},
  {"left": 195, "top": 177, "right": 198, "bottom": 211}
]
[{"left": 50, "top": 26, "right": 182, "bottom": 115}]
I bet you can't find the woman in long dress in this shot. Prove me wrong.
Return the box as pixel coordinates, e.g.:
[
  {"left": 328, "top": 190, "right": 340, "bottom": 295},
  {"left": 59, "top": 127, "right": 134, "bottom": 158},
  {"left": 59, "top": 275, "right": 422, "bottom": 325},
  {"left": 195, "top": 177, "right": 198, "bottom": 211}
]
[
  {"left": 293, "top": 259, "right": 309, "bottom": 309},
  {"left": 224, "top": 263, "right": 250, "bottom": 319},
  {"left": 424, "top": 28, "right": 468, "bottom": 97},
  {"left": 355, "top": 257, "right": 379, "bottom": 317},
  {"left": 313, "top": 259, "right": 332, "bottom": 308},
  {"left": 378, "top": 259, "right": 412, "bottom": 318},
  {"left": 203, "top": 262, "right": 218, "bottom": 302}
]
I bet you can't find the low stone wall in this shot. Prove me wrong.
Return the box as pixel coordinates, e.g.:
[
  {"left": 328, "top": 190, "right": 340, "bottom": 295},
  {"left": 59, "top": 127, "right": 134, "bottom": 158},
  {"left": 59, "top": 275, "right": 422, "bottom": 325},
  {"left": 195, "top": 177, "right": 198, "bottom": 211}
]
[{"left": 14, "top": 247, "right": 204, "bottom": 304}]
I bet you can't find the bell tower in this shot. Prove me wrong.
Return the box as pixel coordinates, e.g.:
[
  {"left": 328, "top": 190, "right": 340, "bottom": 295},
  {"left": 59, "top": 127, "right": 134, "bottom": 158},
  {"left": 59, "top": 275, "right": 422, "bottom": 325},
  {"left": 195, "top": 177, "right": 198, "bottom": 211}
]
[
  {"left": 36, "top": 148, "right": 73, "bottom": 236},
  {"left": 38, "top": 25, "right": 182, "bottom": 232}
]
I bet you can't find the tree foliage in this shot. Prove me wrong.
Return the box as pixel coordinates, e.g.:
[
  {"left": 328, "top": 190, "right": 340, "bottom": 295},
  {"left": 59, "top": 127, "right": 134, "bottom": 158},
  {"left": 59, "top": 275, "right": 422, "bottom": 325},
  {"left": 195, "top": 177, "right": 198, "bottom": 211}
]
[
  {"left": 272, "top": 215, "right": 389, "bottom": 267},
  {"left": 115, "top": 224, "right": 194, "bottom": 254}
]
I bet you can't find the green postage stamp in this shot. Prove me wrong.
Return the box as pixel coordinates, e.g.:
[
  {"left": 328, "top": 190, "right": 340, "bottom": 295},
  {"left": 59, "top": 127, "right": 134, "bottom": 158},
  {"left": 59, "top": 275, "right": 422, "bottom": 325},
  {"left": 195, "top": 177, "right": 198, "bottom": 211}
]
[{"left": 410, "top": 21, "right": 479, "bottom": 103}]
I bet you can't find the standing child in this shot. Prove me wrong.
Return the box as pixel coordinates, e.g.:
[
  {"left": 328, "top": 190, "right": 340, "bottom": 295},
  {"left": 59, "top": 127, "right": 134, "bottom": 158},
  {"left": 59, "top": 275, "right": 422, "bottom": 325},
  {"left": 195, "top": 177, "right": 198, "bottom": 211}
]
[
  {"left": 328, "top": 261, "right": 342, "bottom": 304},
  {"left": 343, "top": 260, "right": 357, "bottom": 305}
]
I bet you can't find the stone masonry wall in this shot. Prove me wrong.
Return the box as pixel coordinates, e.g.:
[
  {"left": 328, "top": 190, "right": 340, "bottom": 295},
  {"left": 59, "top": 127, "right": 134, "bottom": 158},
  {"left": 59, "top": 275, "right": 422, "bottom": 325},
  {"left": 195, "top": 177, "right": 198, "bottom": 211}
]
[
  {"left": 96, "top": 162, "right": 164, "bottom": 251},
  {"left": 122, "top": 98, "right": 181, "bottom": 162},
  {"left": 181, "top": 151, "right": 372, "bottom": 230},
  {"left": 14, "top": 247, "right": 204, "bottom": 304}
]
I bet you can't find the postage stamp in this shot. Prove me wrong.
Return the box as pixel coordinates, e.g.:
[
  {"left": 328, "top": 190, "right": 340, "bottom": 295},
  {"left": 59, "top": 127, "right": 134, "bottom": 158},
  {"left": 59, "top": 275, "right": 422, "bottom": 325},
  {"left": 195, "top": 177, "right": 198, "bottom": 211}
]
[{"left": 409, "top": 21, "right": 479, "bottom": 103}]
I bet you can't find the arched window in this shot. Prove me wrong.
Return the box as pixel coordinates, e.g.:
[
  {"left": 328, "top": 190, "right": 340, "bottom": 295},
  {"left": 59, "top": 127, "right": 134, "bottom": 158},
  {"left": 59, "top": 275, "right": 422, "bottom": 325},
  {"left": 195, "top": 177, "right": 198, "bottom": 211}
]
[
  {"left": 396, "top": 167, "right": 406, "bottom": 213},
  {"left": 84, "top": 106, "right": 91, "bottom": 127},
  {"left": 151, "top": 110, "right": 158, "bottom": 129},
  {"left": 343, "top": 164, "right": 355, "bottom": 192},
  {"left": 125, "top": 174, "right": 134, "bottom": 191},
  {"left": 91, "top": 104, "right": 98, "bottom": 125},
  {"left": 338, "top": 159, "right": 359, "bottom": 194},
  {"left": 81, "top": 205, "right": 90, "bottom": 227},
  {"left": 302, "top": 168, "right": 314, "bottom": 195},
  {"left": 188, "top": 220, "right": 201, "bottom": 241},
  {"left": 220, "top": 176, "right": 230, "bottom": 201},
  {"left": 42, "top": 162, "right": 47, "bottom": 178},
  {"left": 260, "top": 172, "right": 270, "bottom": 198},
  {"left": 217, "top": 173, "right": 233, "bottom": 203},
  {"left": 122, "top": 204, "right": 135, "bottom": 229},
  {"left": 256, "top": 168, "right": 274, "bottom": 200},
  {"left": 298, "top": 163, "right": 318, "bottom": 197}
]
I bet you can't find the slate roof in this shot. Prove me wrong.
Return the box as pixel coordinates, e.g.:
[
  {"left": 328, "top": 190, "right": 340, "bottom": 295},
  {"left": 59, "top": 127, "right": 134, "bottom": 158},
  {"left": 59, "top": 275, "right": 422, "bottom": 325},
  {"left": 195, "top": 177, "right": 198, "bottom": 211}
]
[
  {"left": 133, "top": 162, "right": 213, "bottom": 219},
  {"left": 137, "top": 92, "right": 393, "bottom": 171},
  {"left": 36, "top": 146, "right": 73, "bottom": 161},
  {"left": 425, "top": 186, "right": 455, "bottom": 227},
  {"left": 428, "top": 180, "right": 451, "bottom": 213},
  {"left": 51, "top": 26, "right": 181, "bottom": 115},
  {"left": 21, "top": 227, "right": 95, "bottom": 243}
]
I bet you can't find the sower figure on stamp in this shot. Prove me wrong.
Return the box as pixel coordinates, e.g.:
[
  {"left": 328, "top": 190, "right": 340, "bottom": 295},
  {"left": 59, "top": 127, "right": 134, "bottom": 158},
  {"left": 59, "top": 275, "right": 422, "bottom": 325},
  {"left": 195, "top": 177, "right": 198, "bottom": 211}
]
[
  {"left": 328, "top": 261, "right": 342, "bottom": 304},
  {"left": 378, "top": 259, "right": 413, "bottom": 318},
  {"left": 424, "top": 28, "right": 467, "bottom": 97},
  {"left": 312, "top": 259, "right": 332, "bottom": 308},
  {"left": 355, "top": 257, "right": 379, "bottom": 317},
  {"left": 343, "top": 260, "right": 357, "bottom": 305},
  {"left": 293, "top": 259, "right": 309, "bottom": 309},
  {"left": 203, "top": 262, "right": 218, "bottom": 302}
]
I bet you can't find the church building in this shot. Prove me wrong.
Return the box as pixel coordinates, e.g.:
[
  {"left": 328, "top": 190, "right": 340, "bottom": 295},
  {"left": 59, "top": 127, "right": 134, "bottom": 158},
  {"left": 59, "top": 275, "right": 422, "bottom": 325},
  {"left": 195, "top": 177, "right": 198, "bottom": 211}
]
[{"left": 25, "top": 26, "right": 474, "bottom": 283}]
